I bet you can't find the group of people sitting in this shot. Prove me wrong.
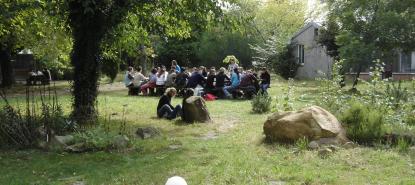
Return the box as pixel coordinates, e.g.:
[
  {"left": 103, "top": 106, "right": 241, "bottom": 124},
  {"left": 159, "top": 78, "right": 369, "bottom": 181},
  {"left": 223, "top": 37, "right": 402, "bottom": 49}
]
[{"left": 125, "top": 59, "right": 271, "bottom": 99}]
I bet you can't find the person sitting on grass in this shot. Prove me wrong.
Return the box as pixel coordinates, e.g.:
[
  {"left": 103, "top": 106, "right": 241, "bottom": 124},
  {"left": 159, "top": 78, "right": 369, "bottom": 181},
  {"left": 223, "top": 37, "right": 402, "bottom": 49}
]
[
  {"left": 205, "top": 68, "right": 217, "bottom": 94},
  {"left": 165, "top": 66, "right": 177, "bottom": 88},
  {"left": 223, "top": 67, "right": 240, "bottom": 98},
  {"left": 157, "top": 87, "right": 182, "bottom": 120},
  {"left": 239, "top": 69, "right": 259, "bottom": 98},
  {"left": 141, "top": 68, "right": 158, "bottom": 95},
  {"left": 186, "top": 67, "right": 206, "bottom": 89},
  {"left": 215, "top": 67, "right": 230, "bottom": 98}
]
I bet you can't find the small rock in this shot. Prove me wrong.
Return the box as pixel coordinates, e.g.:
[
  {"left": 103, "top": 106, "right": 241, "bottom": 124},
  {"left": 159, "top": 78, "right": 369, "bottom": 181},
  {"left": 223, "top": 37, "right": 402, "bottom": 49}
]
[
  {"left": 112, "top": 135, "right": 130, "bottom": 149},
  {"left": 342, "top": 141, "right": 357, "bottom": 149},
  {"left": 318, "top": 148, "right": 333, "bottom": 158},
  {"left": 308, "top": 141, "right": 320, "bottom": 150},
  {"left": 327, "top": 145, "right": 340, "bottom": 152},
  {"left": 72, "top": 181, "right": 86, "bottom": 185},
  {"left": 169, "top": 145, "right": 182, "bottom": 150},
  {"left": 53, "top": 135, "right": 75, "bottom": 146},
  {"left": 269, "top": 180, "right": 286, "bottom": 185},
  {"left": 136, "top": 127, "right": 161, "bottom": 139},
  {"left": 65, "top": 143, "right": 88, "bottom": 153}
]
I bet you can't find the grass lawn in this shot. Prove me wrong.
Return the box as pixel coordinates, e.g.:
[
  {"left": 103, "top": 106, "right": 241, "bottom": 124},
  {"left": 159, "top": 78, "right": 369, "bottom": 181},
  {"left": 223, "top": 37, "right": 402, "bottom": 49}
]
[{"left": 1, "top": 79, "right": 415, "bottom": 185}]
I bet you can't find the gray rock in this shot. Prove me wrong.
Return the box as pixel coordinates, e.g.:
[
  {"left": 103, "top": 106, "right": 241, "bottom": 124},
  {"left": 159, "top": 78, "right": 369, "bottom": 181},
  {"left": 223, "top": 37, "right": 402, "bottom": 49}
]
[
  {"left": 308, "top": 141, "right": 320, "bottom": 150},
  {"left": 318, "top": 147, "right": 333, "bottom": 158},
  {"left": 136, "top": 127, "right": 161, "bottom": 139},
  {"left": 48, "top": 135, "right": 75, "bottom": 151},
  {"left": 112, "top": 135, "right": 130, "bottom": 149},
  {"left": 65, "top": 143, "right": 88, "bottom": 153},
  {"left": 342, "top": 141, "right": 357, "bottom": 149},
  {"left": 269, "top": 180, "right": 286, "bottom": 185},
  {"left": 54, "top": 135, "right": 74, "bottom": 145}
]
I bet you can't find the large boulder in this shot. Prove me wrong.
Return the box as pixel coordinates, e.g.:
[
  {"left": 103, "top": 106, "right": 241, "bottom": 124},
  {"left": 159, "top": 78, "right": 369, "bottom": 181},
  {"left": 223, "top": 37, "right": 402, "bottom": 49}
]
[
  {"left": 182, "top": 96, "right": 212, "bottom": 123},
  {"left": 263, "top": 106, "right": 348, "bottom": 143}
]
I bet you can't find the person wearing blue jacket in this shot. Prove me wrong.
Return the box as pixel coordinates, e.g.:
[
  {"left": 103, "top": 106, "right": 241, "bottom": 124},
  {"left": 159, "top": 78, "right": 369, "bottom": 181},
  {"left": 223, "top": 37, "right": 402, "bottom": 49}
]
[{"left": 223, "top": 68, "right": 240, "bottom": 98}]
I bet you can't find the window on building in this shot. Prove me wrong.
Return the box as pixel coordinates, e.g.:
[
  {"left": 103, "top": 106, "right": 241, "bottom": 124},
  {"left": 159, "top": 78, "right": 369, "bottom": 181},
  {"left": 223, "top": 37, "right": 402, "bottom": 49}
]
[
  {"left": 400, "top": 52, "right": 414, "bottom": 72},
  {"left": 297, "top": 45, "right": 305, "bottom": 64},
  {"left": 314, "top": 28, "right": 319, "bottom": 37}
]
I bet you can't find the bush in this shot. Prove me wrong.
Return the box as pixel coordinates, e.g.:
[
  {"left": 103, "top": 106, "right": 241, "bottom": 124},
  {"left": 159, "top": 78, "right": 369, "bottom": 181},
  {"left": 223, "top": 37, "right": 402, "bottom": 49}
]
[
  {"left": 72, "top": 126, "right": 118, "bottom": 151},
  {"left": 341, "top": 101, "right": 386, "bottom": 144},
  {"left": 397, "top": 137, "right": 410, "bottom": 153},
  {"left": 0, "top": 87, "right": 73, "bottom": 149},
  {"left": 251, "top": 93, "right": 272, "bottom": 113}
]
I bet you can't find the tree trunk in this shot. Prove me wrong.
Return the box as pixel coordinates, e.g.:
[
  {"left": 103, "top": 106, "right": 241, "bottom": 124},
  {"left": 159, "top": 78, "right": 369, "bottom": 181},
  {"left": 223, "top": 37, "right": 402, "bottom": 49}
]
[
  {"left": 69, "top": 7, "right": 106, "bottom": 123},
  {"left": 352, "top": 65, "right": 362, "bottom": 90},
  {"left": 0, "top": 48, "right": 14, "bottom": 87}
]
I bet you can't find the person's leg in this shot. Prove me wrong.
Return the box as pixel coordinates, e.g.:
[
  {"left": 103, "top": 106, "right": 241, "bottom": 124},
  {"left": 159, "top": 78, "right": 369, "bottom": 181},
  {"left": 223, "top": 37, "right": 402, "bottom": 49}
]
[
  {"left": 158, "top": 104, "right": 174, "bottom": 118},
  {"left": 141, "top": 83, "right": 149, "bottom": 95},
  {"left": 223, "top": 86, "right": 231, "bottom": 97},
  {"left": 167, "top": 105, "right": 182, "bottom": 120}
]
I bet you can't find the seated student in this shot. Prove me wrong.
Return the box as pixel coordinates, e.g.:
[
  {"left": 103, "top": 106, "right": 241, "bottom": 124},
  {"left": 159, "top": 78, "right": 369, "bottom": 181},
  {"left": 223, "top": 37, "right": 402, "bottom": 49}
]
[
  {"left": 165, "top": 66, "right": 177, "bottom": 88},
  {"left": 223, "top": 68, "right": 240, "bottom": 98},
  {"left": 259, "top": 67, "right": 271, "bottom": 94},
  {"left": 239, "top": 70, "right": 259, "bottom": 98},
  {"left": 132, "top": 66, "right": 148, "bottom": 88},
  {"left": 157, "top": 88, "right": 182, "bottom": 120},
  {"left": 200, "top": 66, "right": 208, "bottom": 78},
  {"left": 172, "top": 60, "right": 181, "bottom": 73},
  {"left": 215, "top": 67, "right": 230, "bottom": 98},
  {"left": 175, "top": 67, "right": 189, "bottom": 87},
  {"left": 124, "top": 67, "right": 134, "bottom": 87},
  {"left": 186, "top": 67, "right": 206, "bottom": 89},
  {"left": 141, "top": 68, "right": 158, "bottom": 95},
  {"left": 205, "top": 68, "right": 216, "bottom": 94},
  {"left": 155, "top": 66, "right": 168, "bottom": 95}
]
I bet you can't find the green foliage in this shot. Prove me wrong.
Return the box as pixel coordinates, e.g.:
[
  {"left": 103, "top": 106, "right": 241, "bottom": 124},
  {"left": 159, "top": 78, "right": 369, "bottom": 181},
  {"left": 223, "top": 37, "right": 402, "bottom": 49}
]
[
  {"left": 396, "top": 137, "right": 410, "bottom": 153},
  {"left": 385, "top": 81, "right": 409, "bottom": 109},
  {"left": 295, "top": 137, "right": 309, "bottom": 151},
  {"left": 251, "top": 93, "right": 272, "bottom": 114},
  {"left": 326, "top": 0, "right": 415, "bottom": 72},
  {"left": 341, "top": 101, "right": 386, "bottom": 144},
  {"left": 72, "top": 126, "right": 119, "bottom": 151},
  {"left": 0, "top": 87, "right": 72, "bottom": 148},
  {"left": 101, "top": 53, "right": 120, "bottom": 82}
]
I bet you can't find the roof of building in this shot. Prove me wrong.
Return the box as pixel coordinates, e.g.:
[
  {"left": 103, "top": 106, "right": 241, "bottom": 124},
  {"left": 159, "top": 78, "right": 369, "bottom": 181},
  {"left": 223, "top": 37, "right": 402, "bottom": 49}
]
[{"left": 291, "top": 21, "right": 322, "bottom": 40}]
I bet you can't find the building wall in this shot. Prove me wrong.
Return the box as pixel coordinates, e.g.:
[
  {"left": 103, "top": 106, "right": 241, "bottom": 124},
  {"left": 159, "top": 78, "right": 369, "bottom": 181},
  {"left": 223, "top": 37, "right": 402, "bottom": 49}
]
[{"left": 292, "top": 25, "right": 334, "bottom": 79}]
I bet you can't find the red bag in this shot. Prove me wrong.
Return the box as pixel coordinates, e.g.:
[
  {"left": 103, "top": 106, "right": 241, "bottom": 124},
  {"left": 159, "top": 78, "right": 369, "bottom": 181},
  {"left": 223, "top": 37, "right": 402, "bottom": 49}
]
[{"left": 204, "top": 93, "right": 217, "bottom": 101}]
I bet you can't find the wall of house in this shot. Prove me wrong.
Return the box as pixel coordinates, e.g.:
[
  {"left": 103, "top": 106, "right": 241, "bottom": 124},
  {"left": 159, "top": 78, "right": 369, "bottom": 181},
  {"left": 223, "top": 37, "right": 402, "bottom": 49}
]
[{"left": 292, "top": 25, "right": 334, "bottom": 79}]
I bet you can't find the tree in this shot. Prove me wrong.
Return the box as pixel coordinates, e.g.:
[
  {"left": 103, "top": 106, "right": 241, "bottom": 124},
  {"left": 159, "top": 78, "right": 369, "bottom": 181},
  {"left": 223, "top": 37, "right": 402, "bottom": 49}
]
[
  {"left": 0, "top": 1, "right": 40, "bottom": 87},
  {"left": 326, "top": 0, "right": 415, "bottom": 88},
  {"left": 66, "top": 0, "right": 224, "bottom": 123}
]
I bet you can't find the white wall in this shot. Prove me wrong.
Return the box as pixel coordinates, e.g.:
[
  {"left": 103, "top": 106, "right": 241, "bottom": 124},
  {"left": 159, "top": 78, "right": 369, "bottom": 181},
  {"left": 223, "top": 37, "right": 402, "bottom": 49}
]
[{"left": 292, "top": 25, "right": 334, "bottom": 79}]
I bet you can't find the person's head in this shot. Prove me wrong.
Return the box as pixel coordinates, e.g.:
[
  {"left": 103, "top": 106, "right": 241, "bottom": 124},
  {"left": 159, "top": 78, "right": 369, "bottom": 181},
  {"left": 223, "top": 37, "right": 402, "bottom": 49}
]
[
  {"left": 219, "top": 67, "right": 226, "bottom": 74},
  {"left": 165, "top": 87, "right": 177, "bottom": 97},
  {"left": 230, "top": 58, "right": 235, "bottom": 64},
  {"left": 192, "top": 67, "right": 198, "bottom": 73},
  {"left": 128, "top": 66, "right": 134, "bottom": 72},
  {"left": 209, "top": 68, "right": 216, "bottom": 76},
  {"left": 151, "top": 68, "right": 157, "bottom": 74},
  {"left": 170, "top": 66, "right": 176, "bottom": 73},
  {"left": 261, "top": 67, "right": 269, "bottom": 74},
  {"left": 171, "top": 60, "right": 177, "bottom": 66}
]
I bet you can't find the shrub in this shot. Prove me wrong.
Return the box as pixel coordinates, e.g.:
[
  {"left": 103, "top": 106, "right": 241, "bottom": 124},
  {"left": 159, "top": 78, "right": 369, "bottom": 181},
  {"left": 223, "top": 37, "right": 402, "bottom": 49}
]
[
  {"left": 72, "top": 126, "right": 118, "bottom": 151},
  {"left": 396, "top": 137, "right": 410, "bottom": 153},
  {"left": 341, "top": 101, "right": 386, "bottom": 144},
  {"left": 385, "top": 81, "right": 409, "bottom": 109},
  {"left": 251, "top": 93, "right": 272, "bottom": 113},
  {"left": 295, "top": 137, "right": 309, "bottom": 151}
]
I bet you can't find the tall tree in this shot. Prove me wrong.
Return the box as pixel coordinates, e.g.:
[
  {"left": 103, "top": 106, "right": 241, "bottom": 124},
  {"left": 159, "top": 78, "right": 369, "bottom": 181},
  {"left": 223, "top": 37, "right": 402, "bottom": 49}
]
[
  {"left": 0, "top": 1, "right": 39, "bottom": 87},
  {"left": 66, "top": 0, "right": 224, "bottom": 123},
  {"left": 326, "top": 0, "right": 415, "bottom": 88}
]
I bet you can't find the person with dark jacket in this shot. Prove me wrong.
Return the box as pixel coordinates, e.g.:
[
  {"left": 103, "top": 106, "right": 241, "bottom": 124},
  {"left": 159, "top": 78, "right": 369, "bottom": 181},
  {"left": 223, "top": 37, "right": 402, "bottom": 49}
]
[
  {"left": 215, "top": 67, "right": 230, "bottom": 88},
  {"left": 239, "top": 70, "right": 259, "bottom": 98},
  {"left": 186, "top": 67, "right": 206, "bottom": 89},
  {"left": 205, "top": 68, "right": 216, "bottom": 92},
  {"left": 157, "top": 88, "right": 181, "bottom": 120},
  {"left": 259, "top": 68, "right": 271, "bottom": 94}
]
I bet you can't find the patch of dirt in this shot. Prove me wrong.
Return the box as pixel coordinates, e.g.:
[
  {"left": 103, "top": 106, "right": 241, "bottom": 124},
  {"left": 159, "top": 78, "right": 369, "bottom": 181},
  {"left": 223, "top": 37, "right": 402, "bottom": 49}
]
[{"left": 198, "top": 116, "right": 240, "bottom": 140}]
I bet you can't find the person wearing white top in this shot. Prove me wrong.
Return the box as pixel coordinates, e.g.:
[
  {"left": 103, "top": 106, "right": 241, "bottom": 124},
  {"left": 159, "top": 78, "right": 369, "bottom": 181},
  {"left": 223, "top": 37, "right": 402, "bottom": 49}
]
[{"left": 156, "top": 67, "right": 168, "bottom": 86}]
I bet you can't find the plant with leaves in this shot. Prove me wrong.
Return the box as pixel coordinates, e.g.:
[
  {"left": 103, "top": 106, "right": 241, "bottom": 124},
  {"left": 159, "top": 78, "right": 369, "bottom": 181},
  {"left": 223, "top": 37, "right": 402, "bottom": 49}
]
[{"left": 326, "top": 0, "right": 415, "bottom": 89}]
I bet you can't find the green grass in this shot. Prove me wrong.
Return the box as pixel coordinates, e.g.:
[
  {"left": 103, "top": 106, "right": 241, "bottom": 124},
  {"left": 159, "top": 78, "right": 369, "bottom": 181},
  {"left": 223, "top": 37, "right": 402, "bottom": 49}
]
[{"left": 1, "top": 78, "right": 415, "bottom": 184}]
